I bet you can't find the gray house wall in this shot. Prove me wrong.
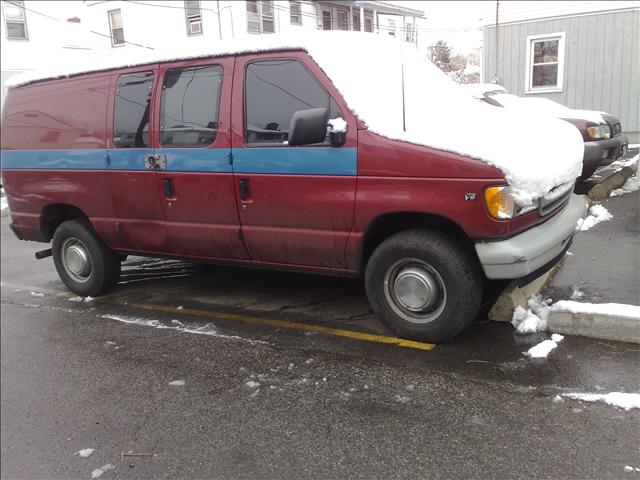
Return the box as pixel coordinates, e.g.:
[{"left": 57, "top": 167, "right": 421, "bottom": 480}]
[{"left": 483, "top": 8, "right": 640, "bottom": 142}]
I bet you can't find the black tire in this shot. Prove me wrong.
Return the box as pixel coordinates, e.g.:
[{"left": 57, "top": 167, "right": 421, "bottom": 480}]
[
  {"left": 52, "top": 218, "right": 121, "bottom": 296},
  {"left": 364, "top": 229, "right": 482, "bottom": 343},
  {"left": 578, "top": 165, "right": 598, "bottom": 181}
]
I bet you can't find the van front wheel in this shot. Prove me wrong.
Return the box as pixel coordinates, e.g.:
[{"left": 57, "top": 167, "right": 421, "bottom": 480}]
[
  {"left": 365, "top": 230, "right": 482, "bottom": 343},
  {"left": 52, "top": 219, "right": 121, "bottom": 296}
]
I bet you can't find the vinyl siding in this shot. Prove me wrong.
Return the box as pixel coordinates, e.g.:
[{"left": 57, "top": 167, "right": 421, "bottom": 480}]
[{"left": 483, "top": 9, "right": 640, "bottom": 141}]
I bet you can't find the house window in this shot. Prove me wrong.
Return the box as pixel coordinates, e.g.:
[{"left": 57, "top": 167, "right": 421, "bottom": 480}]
[
  {"left": 160, "top": 65, "right": 222, "bottom": 147},
  {"left": 321, "top": 10, "right": 332, "bottom": 30},
  {"left": 290, "top": 1, "right": 301, "bottom": 25},
  {"left": 3, "top": 0, "right": 28, "bottom": 40},
  {"left": 405, "top": 22, "right": 416, "bottom": 43},
  {"left": 185, "top": 0, "right": 203, "bottom": 35},
  {"left": 352, "top": 10, "right": 360, "bottom": 31},
  {"left": 108, "top": 9, "right": 125, "bottom": 46},
  {"left": 387, "top": 18, "right": 395, "bottom": 36},
  {"left": 336, "top": 8, "right": 348, "bottom": 30},
  {"left": 363, "top": 10, "right": 373, "bottom": 32},
  {"left": 247, "top": 1, "right": 274, "bottom": 34},
  {"left": 526, "top": 32, "right": 565, "bottom": 93}
]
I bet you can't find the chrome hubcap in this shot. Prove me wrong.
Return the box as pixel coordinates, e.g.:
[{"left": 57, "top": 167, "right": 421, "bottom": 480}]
[
  {"left": 61, "top": 238, "right": 92, "bottom": 283},
  {"left": 383, "top": 259, "right": 447, "bottom": 324}
]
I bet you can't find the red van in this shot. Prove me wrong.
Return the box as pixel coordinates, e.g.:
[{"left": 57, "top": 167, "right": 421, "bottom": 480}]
[{"left": 0, "top": 34, "right": 588, "bottom": 342}]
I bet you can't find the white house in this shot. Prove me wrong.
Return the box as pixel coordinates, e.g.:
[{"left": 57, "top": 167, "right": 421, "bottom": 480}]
[{"left": 1, "top": 1, "right": 426, "bottom": 108}]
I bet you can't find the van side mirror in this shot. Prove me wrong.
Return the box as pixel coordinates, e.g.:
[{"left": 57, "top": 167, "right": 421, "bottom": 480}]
[{"left": 288, "top": 107, "right": 328, "bottom": 146}]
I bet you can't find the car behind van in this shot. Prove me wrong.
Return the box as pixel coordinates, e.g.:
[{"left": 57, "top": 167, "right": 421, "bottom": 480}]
[
  {"left": 0, "top": 33, "right": 588, "bottom": 343},
  {"left": 463, "top": 84, "right": 629, "bottom": 180}
]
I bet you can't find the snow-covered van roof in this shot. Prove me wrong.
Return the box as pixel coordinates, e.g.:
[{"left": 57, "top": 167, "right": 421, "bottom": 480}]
[{"left": 6, "top": 31, "right": 583, "bottom": 206}]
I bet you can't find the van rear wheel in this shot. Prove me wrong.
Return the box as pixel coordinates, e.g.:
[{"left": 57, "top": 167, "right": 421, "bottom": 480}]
[
  {"left": 365, "top": 230, "right": 482, "bottom": 343},
  {"left": 52, "top": 219, "right": 121, "bottom": 296}
]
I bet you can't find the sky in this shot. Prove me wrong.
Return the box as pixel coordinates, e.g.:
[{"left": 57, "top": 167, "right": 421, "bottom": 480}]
[{"left": 396, "top": 1, "right": 495, "bottom": 53}]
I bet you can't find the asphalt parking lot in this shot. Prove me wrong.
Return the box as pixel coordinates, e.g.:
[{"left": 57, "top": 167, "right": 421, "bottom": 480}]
[{"left": 2, "top": 216, "right": 639, "bottom": 479}]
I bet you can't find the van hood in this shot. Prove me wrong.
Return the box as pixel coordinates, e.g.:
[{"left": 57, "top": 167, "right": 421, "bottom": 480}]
[{"left": 302, "top": 34, "right": 584, "bottom": 207}]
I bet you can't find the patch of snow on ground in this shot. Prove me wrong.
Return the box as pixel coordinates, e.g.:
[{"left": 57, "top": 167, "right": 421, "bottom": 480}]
[
  {"left": 29, "top": 291, "right": 44, "bottom": 298},
  {"left": 91, "top": 464, "right": 115, "bottom": 479},
  {"left": 563, "top": 392, "right": 640, "bottom": 410},
  {"left": 245, "top": 380, "right": 260, "bottom": 389},
  {"left": 83, "top": 296, "right": 94, "bottom": 302},
  {"left": 552, "top": 395, "right": 564, "bottom": 403},
  {"left": 68, "top": 296, "right": 83, "bottom": 302},
  {"left": 75, "top": 448, "right": 94, "bottom": 458},
  {"left": 610, "top": 172, "right": 639, "bottom": 197},
  {"left": 551, "top": 301, "right": 640, "bottom": 319},
  {"left": 551, "top": 333, "right": 564, "bottom": 342},
  {"left": 570, "top": 286, "right": 585, "bottom": 300},
  {"left": 168, "top": 379, "right": 185, "bottom": 386},
  {"left": 1, "top": 197, "right": 7, "bottom": 210},
  {"left": 526, "top": 339, "right": 559, "bottom": 358},
  {"left": 577, "top": 204, "right": 612, "bottom": 231},
  {"left": 5, "top": 32, "right": 584, "bottom": 206},
  {"left": 99, "top": 314, "right": 270, "bottom": 345}
]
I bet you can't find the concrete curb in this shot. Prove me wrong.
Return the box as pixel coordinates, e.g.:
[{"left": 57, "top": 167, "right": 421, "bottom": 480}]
[
  {"left": 548, "top": 311, "right": 640, "bottom": 344},
  {"left": 489, "top": 262, "right": 562, "bottom": 322},
  {"left": 588, "top": 160, "right": 638, "bottom": 201}
]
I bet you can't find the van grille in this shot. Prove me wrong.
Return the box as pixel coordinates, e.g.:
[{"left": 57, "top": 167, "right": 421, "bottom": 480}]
[{"left": 538, "top": 182, "right": 573, "bottom": 216}]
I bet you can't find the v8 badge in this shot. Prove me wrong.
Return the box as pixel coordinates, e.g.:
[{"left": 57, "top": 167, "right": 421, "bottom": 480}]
[{"left": 464, "top": 193, "right": 477, "bottom": 201}]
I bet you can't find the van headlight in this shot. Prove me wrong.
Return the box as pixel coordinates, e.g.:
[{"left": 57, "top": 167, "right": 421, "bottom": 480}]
[
  {"left": 484, "top": 186, "right": 516, "bottom": 220},
  {"left": 587, "top": 124, "right": 611, "bottom": 140}
]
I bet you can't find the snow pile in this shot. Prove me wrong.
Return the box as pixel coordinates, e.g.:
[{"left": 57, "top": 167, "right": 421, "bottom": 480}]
[
  {"left": 5, "top": 31, "right": 583, "bottom": 206},
  {"left": 168, "top": 379, "right": 185, "bottom": 386},
  {"left": 511, "top": 295, "right": 552, "bottom": 333},
  {"left": 577, "top": 204, "right": 612, "bottom": 231},
  {"left": 75, "top": 448, "right": 94, "bottom": 458},
  {"left": 563, "top": 392, "right": 640, "bottom": 410},
  {"left": 1, "top": 197, "right": 7, "bottom": 211},
  {"left": 551, "top": 301, "right": 640, "bottom": 319}
]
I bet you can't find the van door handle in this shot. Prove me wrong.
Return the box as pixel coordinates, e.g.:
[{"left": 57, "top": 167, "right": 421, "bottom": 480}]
[
  {"left": 239, "top": 179, "right": 250, "bottom": 200},
  {"left": 163, "top": 178, "right": 173, "bottom": 198}
]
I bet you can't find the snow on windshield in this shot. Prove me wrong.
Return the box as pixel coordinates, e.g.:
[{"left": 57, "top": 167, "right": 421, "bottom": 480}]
[{"left": 6, "top": 32, "right": 583, "bottom": 205}]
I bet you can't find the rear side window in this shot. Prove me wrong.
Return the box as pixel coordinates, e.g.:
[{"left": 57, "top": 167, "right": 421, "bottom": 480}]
[
  {"left": 160, "top": 65, "right": 222, "bottom": 147},
  {"left": 245, "top": 59, "right": 341, "bottom": 145},
  {"left": 114, "top": 72, "right": 154, "bottom": 148}
]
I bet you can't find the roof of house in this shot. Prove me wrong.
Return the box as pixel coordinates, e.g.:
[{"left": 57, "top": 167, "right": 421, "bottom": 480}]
[{"left": 481, "top": 0, "right": 640, "bottom": 27}]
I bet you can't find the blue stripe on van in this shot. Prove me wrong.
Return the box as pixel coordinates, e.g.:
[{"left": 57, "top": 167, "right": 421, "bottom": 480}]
[{"left": 1, "top": 147, "right": 357, "bottom": 176}]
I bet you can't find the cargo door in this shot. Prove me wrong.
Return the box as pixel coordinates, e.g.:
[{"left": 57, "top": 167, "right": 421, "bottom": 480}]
[
  {"left": 152, "top": 57, "right": 249, "bottom": 260},
  {"left": 106, "top": 65, "right": 172, "bottom": 254}
]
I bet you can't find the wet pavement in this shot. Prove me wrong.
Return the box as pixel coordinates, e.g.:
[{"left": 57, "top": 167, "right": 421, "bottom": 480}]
[
  {"left": 545, "top": 189, "right": 640, "bottom": 305},
  {"left": 2, "top": 217, "right": 640, "bottom": 479}
]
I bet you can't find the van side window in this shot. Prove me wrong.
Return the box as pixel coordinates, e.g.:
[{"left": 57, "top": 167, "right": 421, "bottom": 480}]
[
  {"left": 245, "top": 59, "right": 342, "bottom": 145},
  {"left": 113, "top": 72, "right": 154, "bottom": 148},
  {"left": 160, "top": 65, "right": 222, "bottom": 148}
]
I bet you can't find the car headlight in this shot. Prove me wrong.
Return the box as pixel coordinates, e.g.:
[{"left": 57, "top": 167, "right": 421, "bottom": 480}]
[
  {"left": 587, "top": 124, "right": 611, "bottom": 140},
  {"left": 484, "top": 186, "right": 516, "bottom": 220}
]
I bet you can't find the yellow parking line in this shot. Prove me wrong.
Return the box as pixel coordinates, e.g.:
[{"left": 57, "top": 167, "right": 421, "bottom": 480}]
[{"left": 0, "top": 282, "right": 435, "bottom": 351}]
